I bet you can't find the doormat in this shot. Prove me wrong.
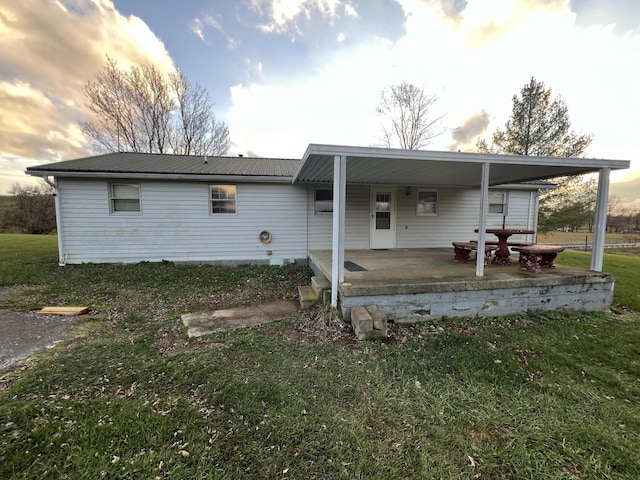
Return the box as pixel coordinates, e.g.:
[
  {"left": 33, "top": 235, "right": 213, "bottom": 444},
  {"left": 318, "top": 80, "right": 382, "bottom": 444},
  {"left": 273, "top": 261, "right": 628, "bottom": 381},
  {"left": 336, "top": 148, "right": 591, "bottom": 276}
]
[{"left": 344, "top": 260, "right": 367, "bottom": 272}]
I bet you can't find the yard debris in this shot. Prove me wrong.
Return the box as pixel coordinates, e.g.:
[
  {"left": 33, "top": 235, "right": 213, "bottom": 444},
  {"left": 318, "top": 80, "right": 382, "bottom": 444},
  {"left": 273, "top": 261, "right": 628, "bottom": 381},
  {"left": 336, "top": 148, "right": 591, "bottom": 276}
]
[{"left": 37, "top": 306, "right": 89, "bottom": 316}]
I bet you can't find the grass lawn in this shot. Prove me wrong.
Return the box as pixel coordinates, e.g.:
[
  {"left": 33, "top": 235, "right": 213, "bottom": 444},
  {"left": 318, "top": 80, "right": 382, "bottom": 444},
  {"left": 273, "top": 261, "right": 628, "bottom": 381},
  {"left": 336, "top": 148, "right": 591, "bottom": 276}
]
[
  {"left": 1, "top": 234, "right": 639, "bottom": 479},
  {"left": 539, "top": 230, "right": 640, "bottom": 245}
]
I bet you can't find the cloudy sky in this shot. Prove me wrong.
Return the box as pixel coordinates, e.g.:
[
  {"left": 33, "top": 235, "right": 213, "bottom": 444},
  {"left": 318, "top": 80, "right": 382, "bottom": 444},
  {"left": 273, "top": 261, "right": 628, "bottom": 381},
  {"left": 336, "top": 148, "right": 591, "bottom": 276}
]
[{"left": 1, "top": 0, "right": 639, "bottom": 206}]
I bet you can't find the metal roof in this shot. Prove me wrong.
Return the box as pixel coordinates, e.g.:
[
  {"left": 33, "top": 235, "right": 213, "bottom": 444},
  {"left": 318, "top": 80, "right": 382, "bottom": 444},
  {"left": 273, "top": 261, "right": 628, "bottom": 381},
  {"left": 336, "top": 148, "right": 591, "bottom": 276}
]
[
  {"left": 26, "top": 146, "right": 631, "bottom": 187},
  {"left": 26, "top": 152, "right": 300, "bottom": 181},
  {"left": 294, "top": 144, "right": 631, "bottom": 187}
]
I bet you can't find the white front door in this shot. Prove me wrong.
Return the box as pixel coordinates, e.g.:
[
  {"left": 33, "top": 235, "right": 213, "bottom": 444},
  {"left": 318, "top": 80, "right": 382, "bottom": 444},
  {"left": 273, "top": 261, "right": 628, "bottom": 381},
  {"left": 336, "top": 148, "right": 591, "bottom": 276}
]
[{"left": 370, "top": 186, "right": 396, "bottom": 249}]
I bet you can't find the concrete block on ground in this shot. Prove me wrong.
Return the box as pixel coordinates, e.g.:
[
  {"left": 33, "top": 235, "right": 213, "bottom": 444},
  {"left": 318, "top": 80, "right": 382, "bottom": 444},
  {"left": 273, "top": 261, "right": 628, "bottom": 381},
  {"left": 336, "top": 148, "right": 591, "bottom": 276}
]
[
  {"left": 321, "top": 289, "right": 331, "bottom": 304},
  {"left": 311, "top": 275, "right": 331, "bottom": 291},
  {"left": 367, "top": 305, "right": 387, "bottom": 331},
  {"left": 351, "top": 305, "right": 387, "bottom": 341},
  {"left": 298, "top": 285, "right": 319, "bottom": 309},
  {"left": 311, "top": 275, "right": 331, "bottom": 304}
]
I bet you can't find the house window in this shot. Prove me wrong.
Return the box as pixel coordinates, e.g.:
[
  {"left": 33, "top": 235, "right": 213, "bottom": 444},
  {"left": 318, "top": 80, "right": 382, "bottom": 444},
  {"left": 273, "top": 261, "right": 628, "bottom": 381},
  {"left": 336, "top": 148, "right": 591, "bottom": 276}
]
[
  {"left": 210, "top": 185, "right": 236, "bottom": 214},
  {"left": 314, "top": 188, "right": 333, "bottom": 214},
  {"left": 416, "top": 189, "right": 438, "bottom": 216},
  {"left": 110, "top": 183, "right": 140, "bottom": 213},
  {"left": 489, "top": 191, "right": 507, "bottom": 214}
]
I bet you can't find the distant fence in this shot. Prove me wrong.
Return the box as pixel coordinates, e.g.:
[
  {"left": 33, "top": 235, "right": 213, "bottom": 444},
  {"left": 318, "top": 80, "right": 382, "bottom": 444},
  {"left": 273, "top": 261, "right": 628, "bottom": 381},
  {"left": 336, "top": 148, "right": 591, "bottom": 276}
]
[{"left": 539, "top": 242, "right": 639, "bottom": 251}]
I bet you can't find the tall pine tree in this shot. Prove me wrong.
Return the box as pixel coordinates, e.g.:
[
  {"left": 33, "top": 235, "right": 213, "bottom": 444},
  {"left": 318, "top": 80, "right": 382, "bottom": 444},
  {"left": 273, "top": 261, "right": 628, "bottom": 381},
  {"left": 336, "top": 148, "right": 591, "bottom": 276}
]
[
  {"left": 477, "top": 78, "right": 595, "bottom": 232},
  {"left": 477, "top": 77, "right": 592, "bottom": 157}
]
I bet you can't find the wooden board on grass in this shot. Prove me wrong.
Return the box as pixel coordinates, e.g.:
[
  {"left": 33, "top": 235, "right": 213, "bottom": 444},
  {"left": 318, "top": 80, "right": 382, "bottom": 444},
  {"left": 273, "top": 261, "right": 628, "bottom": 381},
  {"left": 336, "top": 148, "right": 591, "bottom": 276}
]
[{"left": 37, "top": 306, "right": 89, "bottom": 316}]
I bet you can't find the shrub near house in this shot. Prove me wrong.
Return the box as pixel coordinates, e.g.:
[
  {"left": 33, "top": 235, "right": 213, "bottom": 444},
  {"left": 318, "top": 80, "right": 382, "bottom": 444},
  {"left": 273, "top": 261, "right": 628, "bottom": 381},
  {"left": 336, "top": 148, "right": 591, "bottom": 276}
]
[{"left": 1, "top": 184, "right": 56, "bottom": 234}]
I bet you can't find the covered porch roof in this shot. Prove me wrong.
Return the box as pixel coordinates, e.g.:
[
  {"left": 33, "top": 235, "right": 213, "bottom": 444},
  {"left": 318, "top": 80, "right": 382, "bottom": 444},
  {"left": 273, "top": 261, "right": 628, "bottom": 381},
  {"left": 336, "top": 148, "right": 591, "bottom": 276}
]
[
  {"left": 293, "top": 144, "right": 630, "bottom": 186},
  {"left": 295, "top": 144, "right": 631, "bottom": 308}
]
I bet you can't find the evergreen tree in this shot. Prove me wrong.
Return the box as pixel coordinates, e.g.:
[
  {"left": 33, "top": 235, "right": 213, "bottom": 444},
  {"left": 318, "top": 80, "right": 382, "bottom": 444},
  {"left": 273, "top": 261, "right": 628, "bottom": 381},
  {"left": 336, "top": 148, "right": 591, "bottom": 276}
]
[
  {"left": 477, "top": 78, "right": 595, "bottom": 231},
  {"left": 477, "top": 77, "right": 592, "bottom": 157}
]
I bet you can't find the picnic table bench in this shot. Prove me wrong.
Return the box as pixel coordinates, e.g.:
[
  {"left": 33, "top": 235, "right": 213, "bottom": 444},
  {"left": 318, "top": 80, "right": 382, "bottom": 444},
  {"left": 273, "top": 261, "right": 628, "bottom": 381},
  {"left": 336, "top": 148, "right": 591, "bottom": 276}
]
[
  {"left": 512, "top": 245, "right": 565, "bottom": 273},
  {"left": 452, "top": 242, "right": 497, "bottom": 266}
]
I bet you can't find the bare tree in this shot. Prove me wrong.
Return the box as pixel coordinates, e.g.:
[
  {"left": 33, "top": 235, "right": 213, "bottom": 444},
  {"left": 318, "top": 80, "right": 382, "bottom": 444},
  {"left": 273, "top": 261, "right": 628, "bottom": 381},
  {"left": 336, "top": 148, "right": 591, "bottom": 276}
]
[
  {"left": 81, "top": 57, "right": 230, "bottom": 156},
  {"left": 2, "top": 182, "right": 56, "bottom": 234},
  {"left": 169, "top": 72, "right": 230, "bottom": 156},
  {"left": 376, "top": 81, "right": 445, "bottom": 149},
  {"left": 607, "top": 205, "right": 639, "bottom": 233}
]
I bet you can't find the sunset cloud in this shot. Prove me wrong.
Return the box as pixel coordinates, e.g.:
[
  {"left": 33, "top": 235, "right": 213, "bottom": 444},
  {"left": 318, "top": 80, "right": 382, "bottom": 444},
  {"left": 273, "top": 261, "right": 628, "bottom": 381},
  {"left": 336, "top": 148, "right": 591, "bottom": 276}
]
[{"left": 0, "top": 0, "right": 175, "bottom": 192}]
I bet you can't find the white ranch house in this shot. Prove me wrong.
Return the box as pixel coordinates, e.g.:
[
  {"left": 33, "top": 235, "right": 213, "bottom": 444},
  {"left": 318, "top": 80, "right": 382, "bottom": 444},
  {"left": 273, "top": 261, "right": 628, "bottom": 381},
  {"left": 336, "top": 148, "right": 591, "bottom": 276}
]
[{"left": 27, "top": 144, "right": 629, "bottom": 322}]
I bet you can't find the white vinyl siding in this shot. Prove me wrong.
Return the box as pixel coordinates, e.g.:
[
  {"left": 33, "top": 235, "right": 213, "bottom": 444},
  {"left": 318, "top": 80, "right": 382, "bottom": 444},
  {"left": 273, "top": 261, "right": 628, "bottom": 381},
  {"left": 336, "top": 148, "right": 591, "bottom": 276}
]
[
  {"left": 307, "top": 184, "right": 369, "bottom": 250},
  {"left": 56, "top": 179, "right": 308, "bottom": 264},
  {"left": 397, "top": 188, "right": 481, "bottom": 247},
  {"left": 396, "top": 187, "right": 536, "bottom": 248},
  {"left": 54, "top": 178, "right": 538, "bottom": 263},
  {"left": 307, "top": 185, "right": 537, "bottom": 250}
]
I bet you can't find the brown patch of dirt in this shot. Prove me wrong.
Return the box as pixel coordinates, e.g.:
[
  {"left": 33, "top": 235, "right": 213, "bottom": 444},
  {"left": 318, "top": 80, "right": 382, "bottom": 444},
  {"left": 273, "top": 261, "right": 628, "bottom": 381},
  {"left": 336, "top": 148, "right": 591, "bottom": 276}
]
[
  {"left": 444, "top": 321, "right": 476, "bottom": 336},
  {"left": 154, "top": 325, "right": 189, "bottom": 356}
]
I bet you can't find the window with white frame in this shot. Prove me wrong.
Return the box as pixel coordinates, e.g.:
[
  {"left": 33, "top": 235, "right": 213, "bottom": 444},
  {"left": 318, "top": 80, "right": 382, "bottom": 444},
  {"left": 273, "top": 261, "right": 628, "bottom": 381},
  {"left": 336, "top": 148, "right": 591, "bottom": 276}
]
[
  {"left": 314, "top": 188, "right": 333, "bottom": 214},
  {"left": 110, "top": 183, "right": 140, "bottom": 213},
  {"left": 489, "top": 191, "right": 507, "bottom": 214},
  {"left": 210, "top": 185, "right": 237, "bottom": 214},
  {"left": 416, "top": 189, "right": 438, "bottom": 216}
]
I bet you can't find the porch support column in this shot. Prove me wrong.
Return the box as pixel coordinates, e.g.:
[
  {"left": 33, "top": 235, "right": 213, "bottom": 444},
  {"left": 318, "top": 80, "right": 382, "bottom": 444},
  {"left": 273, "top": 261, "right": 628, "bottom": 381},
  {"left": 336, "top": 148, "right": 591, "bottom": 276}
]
[
  {"left": 476, "top": 162, "right": 490, "bottom": 277},
  {"left": 331, "top": 154, "right": 347, "bottom": 308},
  {"left": 590, "top": 167, "right": 610, "bottom": 272}
]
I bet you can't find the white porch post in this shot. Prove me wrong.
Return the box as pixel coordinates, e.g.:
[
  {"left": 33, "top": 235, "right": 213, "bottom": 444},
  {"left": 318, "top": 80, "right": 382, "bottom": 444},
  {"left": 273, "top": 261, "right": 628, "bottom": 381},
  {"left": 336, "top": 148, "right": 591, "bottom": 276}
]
[
  {"left": 476, "top": 162, "right": 490, "bottom": 277},
  {"left": 591, "top": 167, "right": 610, "bottom": 272},
  {"left": 331, "top": 154, "right": 346, "bottom": 308}
]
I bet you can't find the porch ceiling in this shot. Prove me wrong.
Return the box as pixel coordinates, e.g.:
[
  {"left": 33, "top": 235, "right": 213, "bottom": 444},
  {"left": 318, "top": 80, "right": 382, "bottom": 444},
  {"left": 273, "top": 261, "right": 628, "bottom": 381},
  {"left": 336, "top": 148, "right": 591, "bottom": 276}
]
[{"left": 293, "top": 144, "right": 630, "bottom": 187}]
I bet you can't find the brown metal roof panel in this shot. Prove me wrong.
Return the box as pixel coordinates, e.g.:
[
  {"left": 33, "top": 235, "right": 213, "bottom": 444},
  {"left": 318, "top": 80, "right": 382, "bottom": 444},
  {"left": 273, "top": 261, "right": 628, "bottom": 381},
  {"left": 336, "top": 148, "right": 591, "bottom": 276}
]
[{"left": 27, "top": 153, "right": 301, "bottom": 177}]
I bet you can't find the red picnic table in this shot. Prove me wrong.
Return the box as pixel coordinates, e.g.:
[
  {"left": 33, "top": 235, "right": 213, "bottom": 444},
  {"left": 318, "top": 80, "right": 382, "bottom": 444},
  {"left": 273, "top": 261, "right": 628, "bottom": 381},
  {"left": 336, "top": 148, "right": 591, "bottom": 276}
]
[{"left": 476, "top": 228, "right": 535, "bottom": 266}]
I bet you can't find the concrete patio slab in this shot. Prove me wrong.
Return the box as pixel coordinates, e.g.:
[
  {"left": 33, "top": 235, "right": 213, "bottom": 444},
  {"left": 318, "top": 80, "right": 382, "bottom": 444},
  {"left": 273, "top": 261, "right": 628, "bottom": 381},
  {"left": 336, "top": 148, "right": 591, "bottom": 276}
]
[
  {"left": 181, "top": 299, "right": 299, "bottom": 338},
  {"left": 308, "top": 248, "right": 615, "bottom": 322}
]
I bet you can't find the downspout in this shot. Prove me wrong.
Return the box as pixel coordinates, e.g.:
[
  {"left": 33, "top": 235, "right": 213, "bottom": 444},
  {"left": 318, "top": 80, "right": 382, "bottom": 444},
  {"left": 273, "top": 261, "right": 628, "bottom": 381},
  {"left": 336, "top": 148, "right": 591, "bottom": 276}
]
[{"left": 42, "top": 176, "right": 66, "bottom": 266}]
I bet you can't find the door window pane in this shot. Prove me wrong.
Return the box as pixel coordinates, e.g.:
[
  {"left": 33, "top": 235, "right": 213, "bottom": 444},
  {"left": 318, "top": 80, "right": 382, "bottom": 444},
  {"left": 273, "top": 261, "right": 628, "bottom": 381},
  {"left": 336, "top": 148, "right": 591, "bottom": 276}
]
[
  {"left": 376, "top": 193, "right": 391, "bottom": 211},
  {"left": 376, "top": 211, "right": 391, "bottom": 230},
  {"left": 375, "top": 192, "right": 391, "bottom": 230}
]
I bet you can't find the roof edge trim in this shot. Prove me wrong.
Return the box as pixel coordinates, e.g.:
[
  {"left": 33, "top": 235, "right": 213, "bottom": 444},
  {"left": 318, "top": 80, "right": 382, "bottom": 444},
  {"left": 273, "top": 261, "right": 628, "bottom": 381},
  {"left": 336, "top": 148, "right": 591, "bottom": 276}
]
[
  {"left": 301, "top": 143, "right": 630, "bottom": 169},
  {"left": 25, "top": 170, "right": 294, "bottom": 183}
]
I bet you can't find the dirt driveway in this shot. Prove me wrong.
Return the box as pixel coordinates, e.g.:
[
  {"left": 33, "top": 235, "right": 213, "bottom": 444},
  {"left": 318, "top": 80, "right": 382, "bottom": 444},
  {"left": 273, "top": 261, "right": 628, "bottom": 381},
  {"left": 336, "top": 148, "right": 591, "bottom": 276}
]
[{"left": 0, "top": 289, "right": 79, "bottom": 371}]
